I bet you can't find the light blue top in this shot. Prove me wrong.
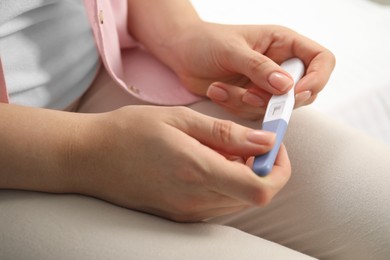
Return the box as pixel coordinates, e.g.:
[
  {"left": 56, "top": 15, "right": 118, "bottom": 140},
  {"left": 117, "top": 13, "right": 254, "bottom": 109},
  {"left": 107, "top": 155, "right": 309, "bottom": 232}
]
[{"left": 0, "top": 0, "right": 99, "bottom": 109}]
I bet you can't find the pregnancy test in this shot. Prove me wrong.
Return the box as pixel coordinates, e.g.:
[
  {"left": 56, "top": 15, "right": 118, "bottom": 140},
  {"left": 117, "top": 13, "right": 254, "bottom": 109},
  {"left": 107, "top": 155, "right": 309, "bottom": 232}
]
[{"left": 253, "top": 58, "right": 305, "bottom": 176}]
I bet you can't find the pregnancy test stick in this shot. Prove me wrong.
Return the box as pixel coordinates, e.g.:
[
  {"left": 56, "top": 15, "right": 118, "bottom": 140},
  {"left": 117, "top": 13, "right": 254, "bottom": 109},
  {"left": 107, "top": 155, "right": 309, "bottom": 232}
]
[{"left": 253, "top": 58, "right": 305, "bottom": 176}]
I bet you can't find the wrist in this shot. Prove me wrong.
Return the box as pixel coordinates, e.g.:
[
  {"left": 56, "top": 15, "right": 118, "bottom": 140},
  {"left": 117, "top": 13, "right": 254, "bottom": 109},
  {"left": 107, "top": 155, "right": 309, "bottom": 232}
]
[
  {"left": 0, "top": 105, "right": 90, "bottom": 193},
  {"left": 60, "top": 113, "right": 108, "bottom": 195},
  {"left": 126, "top": 0, "right": 203, "bottom": 71},
  {"left": 156, "top": 20, "right": 207, "bottom": 70}
]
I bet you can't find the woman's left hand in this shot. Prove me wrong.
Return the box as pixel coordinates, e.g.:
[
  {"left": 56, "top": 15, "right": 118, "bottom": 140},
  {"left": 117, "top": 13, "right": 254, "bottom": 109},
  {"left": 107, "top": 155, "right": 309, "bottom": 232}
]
[{"left": 166, "top": 23, "right": 335, "bottom": 119}]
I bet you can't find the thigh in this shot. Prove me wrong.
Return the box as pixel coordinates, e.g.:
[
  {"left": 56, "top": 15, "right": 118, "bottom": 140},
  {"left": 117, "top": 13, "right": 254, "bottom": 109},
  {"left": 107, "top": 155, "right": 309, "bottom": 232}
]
[
  {"left": 0, "top": 190, "right": 313, "bottom": 260},
  {"left": 72, "top": 70, "right": 390, "bottom": 259},
  {"left": 1, "top": 76, "right": 313, "bottom": 259},
  {"left": 198, "top": 104, "right": 390, "bottom": 260}
]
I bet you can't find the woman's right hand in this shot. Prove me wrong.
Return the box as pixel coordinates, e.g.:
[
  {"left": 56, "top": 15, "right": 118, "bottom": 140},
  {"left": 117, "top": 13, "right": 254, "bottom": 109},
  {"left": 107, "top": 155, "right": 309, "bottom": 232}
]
[{"left": 71, "top": 106, "right": 291, "bottom": 222}]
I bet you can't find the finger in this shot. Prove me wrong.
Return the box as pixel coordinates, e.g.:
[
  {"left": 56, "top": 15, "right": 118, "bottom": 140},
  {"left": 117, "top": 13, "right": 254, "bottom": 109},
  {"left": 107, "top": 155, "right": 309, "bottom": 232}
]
[
  {"left": 204, "top": 147, "right": 290, "bottom": 206},
  {"left": 239, "top": 145, "right": 291, "bottom": 202},
  {"left": 242, "top": 26, "right": 335, "bottom": 100},
  {"left": 206, "top": 82, "right": 268, "bottom": 119},
  {"left": 294, "top": 50, "right": 335, "bottom": 96},
  {"left": 207, "top": 82, "right": 264, "bottom": 107},
  {"left": 172, "top": 117, "right": 291, "bottom": 207},
  {"left": 226, "top": 47, "right": 294, "bottom": 95},
  {"left": 170, "top": 107, "right": 275, "bottom": 157},
  {"left": 207, "top": 81, "right": 273, "bottom": 108},
  {"left": 295, "top": 92, "right": 318, "bottom": 108},
  {"left": 242, "top": 82, "right": 272, "bottom": 106},
  {"left": 252, "top": 143, "right": 291, "bottom": 191},
  {"left": 267, "top": 32, "right": 335, "bottom": 96}
]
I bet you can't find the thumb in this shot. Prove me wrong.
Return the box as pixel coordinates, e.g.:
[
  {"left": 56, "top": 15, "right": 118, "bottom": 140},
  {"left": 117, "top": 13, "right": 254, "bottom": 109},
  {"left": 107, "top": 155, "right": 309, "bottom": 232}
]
[
  {"left": 173, "top": 108, "right": 275, "bottom": 157},
  {"left": 227, "top": 47, "right": 293, "bottom": 94}
]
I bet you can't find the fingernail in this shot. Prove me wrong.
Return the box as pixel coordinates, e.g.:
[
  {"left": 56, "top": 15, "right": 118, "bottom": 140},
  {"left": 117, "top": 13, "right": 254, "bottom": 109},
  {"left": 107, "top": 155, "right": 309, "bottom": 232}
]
[
  {"left": 207, "top": 84, "right": 229, "bottom": 101},
  {"left": 242, "top": 92, "right": 265, "bottom": 107},
  {"left": 268, "top": 72, "right": 293, "bottom": 92},
  {"left": 295, "top": 90, "right": 312, "bottom": 106},
  {"left": 246, "top": 130, "right": 275, "bottom": 145}
]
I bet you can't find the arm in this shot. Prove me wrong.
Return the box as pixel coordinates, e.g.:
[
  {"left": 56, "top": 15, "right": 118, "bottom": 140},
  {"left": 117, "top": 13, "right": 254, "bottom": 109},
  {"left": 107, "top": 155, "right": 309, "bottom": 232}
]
[
  {"left": 126, "top": 0, "right": 201, "bottom": 70},
  {"left": 0, "top": 103, "right": 87, "bottom": 193},
  {"left": 126, "top": 0, "right": 335, "bottom": 119},
  {"left": 0, "top": 103, "right": 289, "bottom": 222}
]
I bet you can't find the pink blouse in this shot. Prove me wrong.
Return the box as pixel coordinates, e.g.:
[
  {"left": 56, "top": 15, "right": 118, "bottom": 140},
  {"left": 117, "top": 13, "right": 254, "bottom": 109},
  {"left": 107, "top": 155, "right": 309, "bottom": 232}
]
[{"left": 0, "top": 0, "right": 202, "bottom": 106}]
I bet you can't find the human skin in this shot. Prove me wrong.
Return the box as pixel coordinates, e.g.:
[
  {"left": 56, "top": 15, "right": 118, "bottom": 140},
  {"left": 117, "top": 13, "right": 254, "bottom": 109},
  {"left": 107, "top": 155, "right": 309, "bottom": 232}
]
[
  {"left": 0, "top": 104, "right": 289, "bottom": 222},
  {"left": 127, "top": 0, "right": 335, "bottom": 119},
  {"left": 0, "top": 0, "right": 334, "bottom": 222}
]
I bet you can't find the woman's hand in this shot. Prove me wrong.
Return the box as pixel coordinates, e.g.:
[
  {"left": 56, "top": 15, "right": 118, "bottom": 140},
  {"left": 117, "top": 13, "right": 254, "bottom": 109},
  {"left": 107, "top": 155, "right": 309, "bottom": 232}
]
[
  {"left": 70, "top": 106, "right": 291, "bottom": 222},
  {"left": 126, "top": 1, "right": 334, "bottom": 119},
  {"left": 164, "top": 23, "right": 335, "bottom": 119}
]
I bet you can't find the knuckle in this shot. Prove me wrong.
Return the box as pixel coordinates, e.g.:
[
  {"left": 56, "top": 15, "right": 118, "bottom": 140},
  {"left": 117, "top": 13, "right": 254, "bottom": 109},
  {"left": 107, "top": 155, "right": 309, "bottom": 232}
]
[
  {"left": 165, "top": 106, "right": 196, "bottom": 127},
  {"left": 224, "top": 38, "right": 245, "bottom": 56},
  {"left": 269, "top": 25, "right": 294, "bottom": 41},
  {"left": 175, "top": 170, "right": 205, "bottom": 187},
  {"left": 212, "top": 119, "right": 234, "bottom": 144},
  {"left": 247, "top": 55, "right": 268, "bottom": 74},
  {"left": 171, "top": 106, "right": 192, "bottom": 117}
]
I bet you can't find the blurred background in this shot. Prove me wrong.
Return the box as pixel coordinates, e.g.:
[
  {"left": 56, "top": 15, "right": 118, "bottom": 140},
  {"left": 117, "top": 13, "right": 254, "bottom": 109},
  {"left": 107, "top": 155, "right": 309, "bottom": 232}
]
[{"left": 190, "top": 0, "right": 390, "bottom": 144}]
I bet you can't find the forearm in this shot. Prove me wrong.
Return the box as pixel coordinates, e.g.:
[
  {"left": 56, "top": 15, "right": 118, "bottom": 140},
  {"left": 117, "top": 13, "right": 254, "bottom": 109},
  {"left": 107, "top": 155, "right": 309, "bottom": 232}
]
[
  {"left": 126, "top": 0, "right": 202, "bottom": 68},
  {"left": 0, "top": 104, "right": 90, "bottom": 193}
]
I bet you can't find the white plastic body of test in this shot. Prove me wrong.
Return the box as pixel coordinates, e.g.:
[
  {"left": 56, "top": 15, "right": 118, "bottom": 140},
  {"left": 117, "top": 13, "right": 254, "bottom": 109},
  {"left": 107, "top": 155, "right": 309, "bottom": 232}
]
[{"left": 253, "top": 58, "right": 305, "bottom": 176}]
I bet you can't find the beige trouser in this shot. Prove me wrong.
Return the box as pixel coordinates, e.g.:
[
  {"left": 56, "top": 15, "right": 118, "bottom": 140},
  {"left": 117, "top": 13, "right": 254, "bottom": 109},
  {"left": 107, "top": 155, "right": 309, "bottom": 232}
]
[{"left": 1, "top": 67, "right": 389, "bottom": 260}]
